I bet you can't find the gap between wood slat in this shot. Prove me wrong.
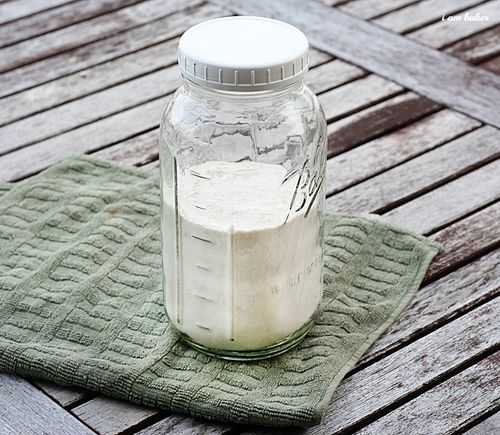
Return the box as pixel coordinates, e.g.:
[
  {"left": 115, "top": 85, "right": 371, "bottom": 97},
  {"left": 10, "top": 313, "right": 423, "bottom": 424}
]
[
  {"left": 462, "top": 408, "right": 500, "bottom": 435},
  {"left": 354, "top": 349, "right": 500, "bottom": 435},
  {"left": 338, "top": 0, "right": 423, "bottom": 21},
  {"left": 0, "top": 2, "right": 228, "bottom": 98},
  {"left": 0, "top": 68, "right": 396, "bottom": 176},
  {"left": 0, "top": 0, "right": 203, "bottom": 74},
  {"left": 0, "top": 0, "right": 77, "bottom": 25},
  {"left": 0, "top": 46, "right": 332, "bottom": 128},
  {"left": 237, "top": 300, "right": 500, "bottom": 435},
  {"left": 408, "top": 0, "right": 500, "bottom": 49},
  {"left": 0, "top": 0, "right": 148, "bottom": 49},
  {"left": 214, "top": 0, "right": 500, "bottom": 128},
  {"left": 446, "top": 24, "right": 500, "bottom": 65},
  {"left": 373, "top": 0, "right": 489, "bottom": 35}
]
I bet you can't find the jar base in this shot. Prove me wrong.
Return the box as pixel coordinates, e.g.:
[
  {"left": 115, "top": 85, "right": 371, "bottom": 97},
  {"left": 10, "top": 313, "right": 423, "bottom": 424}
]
[{"left": 178, "top": 319, "right": 314, "bottom": 361}]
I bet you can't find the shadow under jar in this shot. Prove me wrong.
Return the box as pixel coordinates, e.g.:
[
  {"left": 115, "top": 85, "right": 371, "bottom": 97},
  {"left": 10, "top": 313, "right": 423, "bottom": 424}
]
[{"left": 159, "top": 16, "right": 327, "bottom": 360}]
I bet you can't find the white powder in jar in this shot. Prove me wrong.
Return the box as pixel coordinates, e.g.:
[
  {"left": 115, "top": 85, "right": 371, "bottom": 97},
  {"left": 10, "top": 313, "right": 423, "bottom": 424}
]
[{"left": 163, "top": 160, "right": 323, "bottom": 350}]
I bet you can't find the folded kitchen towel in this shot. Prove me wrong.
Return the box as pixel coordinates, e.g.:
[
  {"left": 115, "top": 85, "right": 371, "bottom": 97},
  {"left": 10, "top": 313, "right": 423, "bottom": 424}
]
[{"left": 0, "top": 157, "right": 439, "bottom": 427}]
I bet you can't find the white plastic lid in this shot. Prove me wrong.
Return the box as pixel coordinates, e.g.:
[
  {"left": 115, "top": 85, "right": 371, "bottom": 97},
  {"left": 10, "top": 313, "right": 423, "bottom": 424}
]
[{"left": 178, "top": 16, "right": 309, "bottom": 92}]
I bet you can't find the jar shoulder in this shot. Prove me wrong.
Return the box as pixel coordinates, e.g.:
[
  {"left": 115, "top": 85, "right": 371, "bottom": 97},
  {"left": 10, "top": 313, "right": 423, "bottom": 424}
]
[{"left": 160, "top": 84, "right": 326, "bottom": 146}]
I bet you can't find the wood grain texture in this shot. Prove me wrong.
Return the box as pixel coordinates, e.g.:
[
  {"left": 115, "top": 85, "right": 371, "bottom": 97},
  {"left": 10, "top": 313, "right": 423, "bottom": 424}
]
[
  {"left": 305, "top": 59, "right": 365, "bottom": 94},
  {"left": 319, "top": 75, "right": 403, "bottom": 122},
  {"left": 0, "top": 0, "right": 200, "bottom": 73},
  {"left": 73, "top": 397, "right": 158, "bottom": 435},
  {"left": 0, "top": 37, "right": 178, "bottom": 126},
  {"left": 356, "top": 351, "right": 500, "bottom": 435},
  {"left": 35, "top": 381, "right": 89, "bottom": 408},
  {"left": 0, "top": 96, "right": 166, "bottom": 182},
  {"left": 374, "top": 0, "right": 485, "bottom": 34},
  {"left": 361, "top": 248, "right": 500, "bottom": 366},
  {"left": 446, "top": 24, "right": 500, "bottom": 64},
  {"left": 0, "top": 3, "right": 227, "bottom": 98},
  {"left": 383, "top": 158, "right": 500, "bottom": 234},
  {"left": 409, "top": 0, "right": 500, "bottom": 48},
  {"left": 134, "top": 415, "right": 230, "bottom": 435},
  {"left": 428, "top": 199, "right": 500, "bottom": 278},
  {"left": 241, "top": 299, "right": 500, "bottom": 435},
  {"left": 0, "top": 0, "right": 74, "bottom": 25},
  {"left": 338, "top": 0, "right": 420, "bottom": 20},
  {"left": 466, "top": 412, "right": 500, "bottom": 435},
  {"left": 0, "top": 67, "right": 179, "bottom": 153},
  {"left": 93, "top": 129, "right": 159, "bottom": 167},
  {"left": 327, "top": 92, "right": 441, "bottom": 156},
  {"left": 326, "top": 109, "right": 480, "bottom": 194},
  {"left": 482, "top": 53, "right": 500, "bottom": 74},
  {"left": 0, "top": 374, "right": 96, "bottom": 435},
  {"left": 0, "top": 69, "right": 392, "bottom": 181},
  {"left": 309, "top": 298, "right": 500, "bottom": 434},
  {"left": 326, "top": 126, "right": 500, "bottom": 214},
  {"left": 0, "top": 41, "right": 329, "bottom": 127},
  {"left": 216, "top": 0, "right": 500, "bottom": 128},
  {"left": 0, "top": 0, "right": 142, "bottom": 48}
]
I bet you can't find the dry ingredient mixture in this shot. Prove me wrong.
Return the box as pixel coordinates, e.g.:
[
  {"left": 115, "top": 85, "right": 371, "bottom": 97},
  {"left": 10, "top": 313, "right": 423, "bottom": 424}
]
[{"left": 163, "top": 161, "right": 323, "bottom": 350}]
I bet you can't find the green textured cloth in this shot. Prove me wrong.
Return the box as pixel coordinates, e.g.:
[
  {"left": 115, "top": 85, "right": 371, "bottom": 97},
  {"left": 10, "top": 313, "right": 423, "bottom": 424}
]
[{"left": 0, "top": 157, "right": 439, "bottom": 427}]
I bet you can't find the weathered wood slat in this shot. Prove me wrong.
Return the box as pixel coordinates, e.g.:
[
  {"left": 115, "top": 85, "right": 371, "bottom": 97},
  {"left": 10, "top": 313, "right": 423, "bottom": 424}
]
[
  {"left": 383, "top": 158, "right": 500, "bottom": 234},
  {"left": 356, "top": 351, "right": 500, "bottom": 435},
  {"left": 374, "top": 0, "right": 485, "bottom": 34},
  {"left": 0, "top": 38, "right": 178, "bottom": 126},
  {"left": 0, "top": 71, "right": 394, "bottom": 181},
  {"left": 338, "top": 0, "right": 420, "bottom": 20},
  {"left": 240, "top": 299, "right": 500, "bottom": 435},
  {"left": 0, "top": 97, "right": 166, "bottom": 182},
  {"left": 326, "top": 109, "right": 480, "bottom": 194},
  {"left": 0, "top": 0, "right": 142, "bottom": 48},
  {"left": 0, "top": 67, "right": 179, "bottom": 153},
  {"left": 362, "top": 248, "right": 500, "bottom": 366},
  {"left": 134, "top": 415, "right": 230, "bottom": 435},
  {"left": 305, "top": 59, "right": 365, "bottom": 94},
  {"left": 73, "top": 397, "right": 158, "bottom": 435},
  {"left": 428, "top": 199, "right": 500, "bottom": 277},
  {"left": 0, "top": 374, "right": 96, "bottom": 435},
  {"left": 0, "top": 0, "right": 73, "bottom": 25},
  {"left": 483, "top": 53, "right": 500, "bottom": 74},
  {"left": 326, "top": 126, "right": 500, "bottom": 214},
  {"left": 216, "top": 0, "right": 500, "bottom": 128},
  {"left": 466, "top": 412, "right": 500, "bottom": 435},
  {"left": 34, "top": 381, "right": 89, "bottom": 408},
  {"left": 0, "top": 0, "right": 200, "bottom": 73},
  {"left": 74, "top": 399, "right": 231, "bottom": 435},
  {"left": 0, "top": 55, "right": 345, "bottom": 148},
  {"left": 446, "top": 24, "right": 500, "bottom": 64},
  {"left": 0, "top": 40, "right": 330, "bottom": 127},
  {"left": 0, "top": 3, "right": 227, "bottom": 98},
  {"left": 308, "top": 48, "right": 335, "bottom": 67},
  {"left": 93, "top": 129, "right": 159, "bottom": 167},
  {"left": 319, "top": 75, "right": 403, "bottom": 122},
  {"left": 327, "top": 92, "right": 441, "bottom": 156},
  {"left": 409, "top": 0, "right": 500, "bottom": 48}
]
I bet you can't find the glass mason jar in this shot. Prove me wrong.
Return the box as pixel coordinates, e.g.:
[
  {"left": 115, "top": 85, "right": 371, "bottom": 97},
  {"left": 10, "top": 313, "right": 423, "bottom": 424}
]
[{"left": 159, "top": 16, "right": 327, "bottom": 360}]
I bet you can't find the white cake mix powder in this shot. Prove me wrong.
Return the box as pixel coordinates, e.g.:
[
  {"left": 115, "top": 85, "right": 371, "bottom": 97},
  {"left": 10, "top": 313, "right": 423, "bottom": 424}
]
[{"left": 162, "top": 160, "right": 323, "bottom": 350}]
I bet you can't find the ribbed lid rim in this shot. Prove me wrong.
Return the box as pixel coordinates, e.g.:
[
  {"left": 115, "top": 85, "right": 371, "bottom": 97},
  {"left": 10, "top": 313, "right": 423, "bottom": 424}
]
[{"left": 177, "top": 16, "right": 309, "bottom": 92}]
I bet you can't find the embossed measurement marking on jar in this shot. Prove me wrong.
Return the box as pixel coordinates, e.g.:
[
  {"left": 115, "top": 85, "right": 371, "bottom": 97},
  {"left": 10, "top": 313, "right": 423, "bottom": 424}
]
[{"left": 175, "top": 175, "right": 235, "bottom": 343}]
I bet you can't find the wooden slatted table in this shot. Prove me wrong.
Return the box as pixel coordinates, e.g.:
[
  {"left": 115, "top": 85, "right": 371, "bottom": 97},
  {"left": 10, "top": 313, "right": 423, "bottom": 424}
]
[{"left": 0, "top": 0, "right": 499, "bottom": 434}]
